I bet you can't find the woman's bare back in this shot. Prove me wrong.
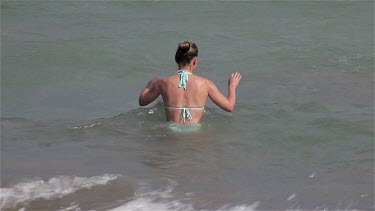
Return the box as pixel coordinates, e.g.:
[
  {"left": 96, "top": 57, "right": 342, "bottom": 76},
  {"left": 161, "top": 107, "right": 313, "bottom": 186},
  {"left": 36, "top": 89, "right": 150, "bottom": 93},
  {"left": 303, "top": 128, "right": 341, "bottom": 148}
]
[{"left": 159, "top": 74, "right": 209, "bottom": 124}]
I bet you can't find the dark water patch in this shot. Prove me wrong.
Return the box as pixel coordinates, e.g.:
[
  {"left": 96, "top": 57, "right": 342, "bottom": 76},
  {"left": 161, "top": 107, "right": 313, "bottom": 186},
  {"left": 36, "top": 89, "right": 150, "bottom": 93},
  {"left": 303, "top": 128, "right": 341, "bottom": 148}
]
[
  {"left": 310, "top": 117, "right": 373, "bottom": 137},
  {"left": 1, "top": 118, "right": 65, "bottom": 151},
  {"left": 0, "top": 117, "right": 32, "bottom": 123},
  {"left": 293, "top": 102, "right": 329, "bottom": 113}
]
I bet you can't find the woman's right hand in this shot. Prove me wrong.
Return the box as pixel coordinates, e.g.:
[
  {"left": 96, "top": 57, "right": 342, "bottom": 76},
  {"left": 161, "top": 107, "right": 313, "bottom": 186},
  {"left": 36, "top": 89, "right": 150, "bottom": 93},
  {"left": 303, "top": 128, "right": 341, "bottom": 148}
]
[{"left": 228, "top": 72, "right": 242, "bottom": 88}]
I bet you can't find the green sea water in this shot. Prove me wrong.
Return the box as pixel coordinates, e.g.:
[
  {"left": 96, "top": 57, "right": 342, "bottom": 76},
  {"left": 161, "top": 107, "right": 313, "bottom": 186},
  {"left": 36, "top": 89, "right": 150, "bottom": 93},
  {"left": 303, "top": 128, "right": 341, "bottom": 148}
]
[{"left": 1, "top": 1, "right": 374, "bottom": 210}]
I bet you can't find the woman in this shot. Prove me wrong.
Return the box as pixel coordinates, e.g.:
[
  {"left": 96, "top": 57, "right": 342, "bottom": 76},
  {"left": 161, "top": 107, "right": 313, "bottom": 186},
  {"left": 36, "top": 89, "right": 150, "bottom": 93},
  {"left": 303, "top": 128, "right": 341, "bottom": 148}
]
[{"left": 139, "top": 41, "right": 241, "bottom": 125}]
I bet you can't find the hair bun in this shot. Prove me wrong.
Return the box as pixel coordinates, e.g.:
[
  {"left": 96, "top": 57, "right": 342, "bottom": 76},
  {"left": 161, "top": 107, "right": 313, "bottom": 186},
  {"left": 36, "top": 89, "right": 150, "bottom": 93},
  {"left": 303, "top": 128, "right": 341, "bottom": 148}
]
[{"left": 178, "top": 41, "right": 190, "bottom": 53}]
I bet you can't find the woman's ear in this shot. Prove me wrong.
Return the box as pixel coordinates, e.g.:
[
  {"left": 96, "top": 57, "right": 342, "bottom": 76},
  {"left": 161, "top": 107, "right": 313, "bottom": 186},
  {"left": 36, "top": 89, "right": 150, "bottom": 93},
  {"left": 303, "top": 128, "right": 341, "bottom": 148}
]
[{"left": 192, "top": 57, "right": 198, "bottom": 67}]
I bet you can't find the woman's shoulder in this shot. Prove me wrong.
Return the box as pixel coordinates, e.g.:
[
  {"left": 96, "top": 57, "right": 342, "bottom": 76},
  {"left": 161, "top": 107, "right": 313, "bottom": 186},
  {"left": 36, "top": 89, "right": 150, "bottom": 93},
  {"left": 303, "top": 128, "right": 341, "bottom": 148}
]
[
  {"left": 193, "top": 74, "right": 213, "bottom": 85},
  {"left": 191, "top": 74, "right": 208, "bottom": 81}
]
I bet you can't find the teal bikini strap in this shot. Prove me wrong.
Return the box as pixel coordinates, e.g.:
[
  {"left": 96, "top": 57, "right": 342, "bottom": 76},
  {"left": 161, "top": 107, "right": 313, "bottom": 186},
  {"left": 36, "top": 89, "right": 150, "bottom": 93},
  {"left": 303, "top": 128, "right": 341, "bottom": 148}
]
[
  {"left": 182, "top": 108, "right": 193, "bottom": 123},
  {"left": 176, "top": 70, "right": 191, "bottom": 90},
  {"left": 175, "top": 69, "right": 193, "bottom": 122}
]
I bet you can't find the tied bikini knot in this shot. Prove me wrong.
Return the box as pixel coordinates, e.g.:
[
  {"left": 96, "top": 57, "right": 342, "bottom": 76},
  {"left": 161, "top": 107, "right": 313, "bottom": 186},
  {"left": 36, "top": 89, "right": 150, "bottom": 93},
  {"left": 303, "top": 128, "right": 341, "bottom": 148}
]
[
  {"left": 177, "top": 70, "right": 191, "bottom": 90},
  {"left": 182, "top": 108, "right": 193, "bottom": 122}
]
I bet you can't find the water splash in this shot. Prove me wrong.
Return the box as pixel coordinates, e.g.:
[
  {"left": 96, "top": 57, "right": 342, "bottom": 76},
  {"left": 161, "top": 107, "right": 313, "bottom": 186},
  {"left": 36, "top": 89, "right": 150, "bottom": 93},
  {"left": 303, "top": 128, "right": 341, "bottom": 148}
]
[{"left": 0, "top": 174, "right": 120, "bottom": 209}]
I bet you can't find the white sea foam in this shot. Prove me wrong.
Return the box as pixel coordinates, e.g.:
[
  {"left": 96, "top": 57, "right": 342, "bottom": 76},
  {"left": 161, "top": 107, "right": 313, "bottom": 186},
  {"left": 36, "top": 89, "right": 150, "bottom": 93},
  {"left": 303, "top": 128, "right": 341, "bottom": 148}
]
[
  {"left": 72, "top": 122, "right": 102, "bottom": 129},
  {"left": 110, "top": 181, "right": 193, "bottom": 211},
  {"left": 111, "top": 198, "right": 260, "bottom": 211},
  {"left": 110, "top": 181, "right": 260, "bottom": 211},
  {"left": 110, "top": 197, "right": 193, "bottom": 211},
  {"left": 58, "top": 203, "right": 81, "bottom": 211},
  {"left": 0, "top": 174, "right": 120, "bottom": 209},
  {"left": 287, "top": 193, "right": 297, "bottom": 201}
]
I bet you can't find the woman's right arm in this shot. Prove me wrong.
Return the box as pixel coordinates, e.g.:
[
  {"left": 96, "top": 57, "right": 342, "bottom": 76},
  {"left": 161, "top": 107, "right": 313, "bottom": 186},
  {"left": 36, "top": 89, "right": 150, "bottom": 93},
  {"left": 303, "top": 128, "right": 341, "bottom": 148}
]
[
  {"left": 139, "top": 77, "right": 161, "bottom": 106},
  {"left": 208, "top": 72, "right": 241, "bottom": 112}
]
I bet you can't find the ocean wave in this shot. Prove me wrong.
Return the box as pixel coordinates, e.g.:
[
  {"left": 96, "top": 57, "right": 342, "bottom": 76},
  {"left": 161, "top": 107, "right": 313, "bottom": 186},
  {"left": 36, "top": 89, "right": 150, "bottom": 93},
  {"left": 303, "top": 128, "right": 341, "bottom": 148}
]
[
  {"left": 67, "top": 102, "right": 233, "bottom": 136},
  {"left": 0, "top": 174, "right": 121, "bottom": 209},
  {"left": 111, "top": 197, "right": 260, "bottom": 211},
  {"left": 110, "top": 180, "right": 260, "bottom": 211}
]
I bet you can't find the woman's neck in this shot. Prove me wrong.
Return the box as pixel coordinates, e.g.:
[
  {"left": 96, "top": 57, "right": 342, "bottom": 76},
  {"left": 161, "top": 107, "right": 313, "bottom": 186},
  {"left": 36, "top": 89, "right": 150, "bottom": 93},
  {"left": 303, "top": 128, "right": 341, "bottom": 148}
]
[{"left": 179, "top": 66, "right": 194, "bottom": 73}]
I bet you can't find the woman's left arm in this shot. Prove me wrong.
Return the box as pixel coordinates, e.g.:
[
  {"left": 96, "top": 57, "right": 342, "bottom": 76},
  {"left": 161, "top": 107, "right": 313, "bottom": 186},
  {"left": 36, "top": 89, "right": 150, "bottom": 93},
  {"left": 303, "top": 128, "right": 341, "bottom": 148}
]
[{"left": 139, "top": 78, "right": 161, "bottom": 106}]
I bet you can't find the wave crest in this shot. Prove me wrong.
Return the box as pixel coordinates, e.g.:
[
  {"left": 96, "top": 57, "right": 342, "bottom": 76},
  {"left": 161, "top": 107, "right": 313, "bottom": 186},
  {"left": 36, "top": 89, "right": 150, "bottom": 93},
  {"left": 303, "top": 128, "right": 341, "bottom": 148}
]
[{"left": 0, "top": 174, "right": 120, "bottom": 209}]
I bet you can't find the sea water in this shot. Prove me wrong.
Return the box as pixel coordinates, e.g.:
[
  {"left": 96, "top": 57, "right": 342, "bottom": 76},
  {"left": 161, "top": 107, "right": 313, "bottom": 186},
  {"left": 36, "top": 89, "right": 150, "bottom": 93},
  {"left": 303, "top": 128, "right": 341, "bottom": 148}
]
[{"left": 1, "top": 1, "right": 374, "bottom": 210}]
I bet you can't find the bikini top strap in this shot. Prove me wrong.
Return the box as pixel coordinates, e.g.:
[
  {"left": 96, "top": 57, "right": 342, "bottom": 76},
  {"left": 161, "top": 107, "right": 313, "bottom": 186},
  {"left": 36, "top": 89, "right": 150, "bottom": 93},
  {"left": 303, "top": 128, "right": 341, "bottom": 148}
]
[{"left": 176, "top": 70, "right": 192, "bottom": 90}]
